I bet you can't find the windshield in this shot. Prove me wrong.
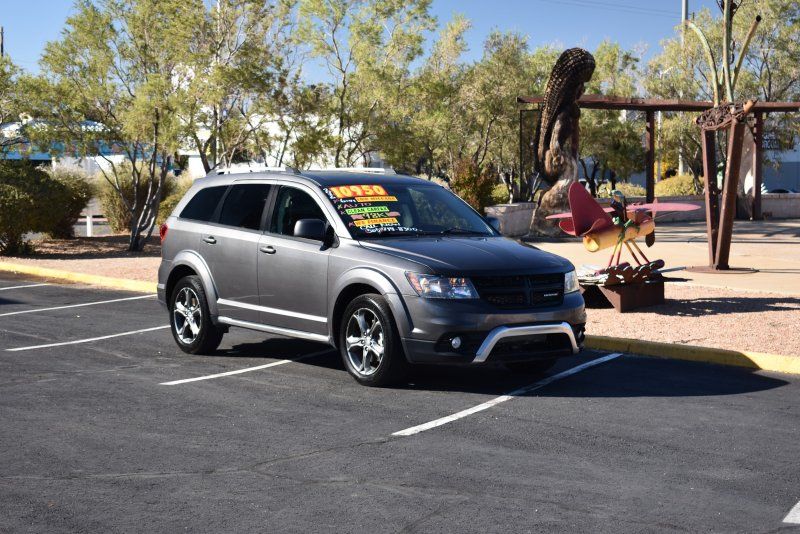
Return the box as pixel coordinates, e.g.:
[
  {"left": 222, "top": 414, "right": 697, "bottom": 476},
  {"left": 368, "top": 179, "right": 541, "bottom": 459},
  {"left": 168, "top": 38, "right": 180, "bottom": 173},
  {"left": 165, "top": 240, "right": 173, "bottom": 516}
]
[{"left": 321, "top": 182, "right": 495, "bottom": 239}]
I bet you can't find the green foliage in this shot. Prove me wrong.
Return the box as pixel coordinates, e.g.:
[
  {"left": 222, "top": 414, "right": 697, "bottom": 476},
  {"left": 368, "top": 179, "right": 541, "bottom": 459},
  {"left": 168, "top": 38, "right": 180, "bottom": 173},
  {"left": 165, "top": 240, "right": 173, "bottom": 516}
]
[
  {"left": 98, "top": 164, "right": 177, "bottom": 233},
  {"left": 655, "top": 174, "right": 701, "bottom": 197},
  {"left": 449, "top": 159, "right": 497, "bottom": 212},
  {"left": 46, "top": 167, "right": 94, "bottom": 238},
  {"left": 157, "top": 177, "right": 194, "bottom": 225},
  {"left": 596, "top": 182, "right": 646, "bottom": 199},
  {"left": 0, "top": 184, "right": 36, "bottom": 255},
  {"left": 0, "top": 162, "right": 91, "bottom": 253}
]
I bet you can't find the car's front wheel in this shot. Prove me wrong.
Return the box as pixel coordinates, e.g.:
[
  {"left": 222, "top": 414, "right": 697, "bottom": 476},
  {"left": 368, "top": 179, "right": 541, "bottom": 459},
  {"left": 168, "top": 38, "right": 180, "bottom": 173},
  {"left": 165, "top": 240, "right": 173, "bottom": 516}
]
[
  {"left": 339, "top": 294, "right": 408, "bottom": 387},
  {"left": 170, "top": 275, "right": 224, "bottom": 354}
]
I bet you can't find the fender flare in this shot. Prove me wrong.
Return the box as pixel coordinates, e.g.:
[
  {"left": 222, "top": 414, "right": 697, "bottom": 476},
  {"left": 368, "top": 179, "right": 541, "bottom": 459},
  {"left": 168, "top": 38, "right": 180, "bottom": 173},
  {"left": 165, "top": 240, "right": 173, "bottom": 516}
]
[
  {"left": 169, "top": 250, "right": 220, "bottom": 318},
  {"left": 329, "top": 267, "right": 413, "bottom": 340}
]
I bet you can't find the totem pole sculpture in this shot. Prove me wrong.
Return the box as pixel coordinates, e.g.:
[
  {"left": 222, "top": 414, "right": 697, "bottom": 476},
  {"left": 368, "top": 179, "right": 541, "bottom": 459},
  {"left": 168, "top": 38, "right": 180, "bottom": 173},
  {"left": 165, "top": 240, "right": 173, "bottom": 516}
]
[{"left": 529, "top": 48, "right": 596, "bottom": 236}]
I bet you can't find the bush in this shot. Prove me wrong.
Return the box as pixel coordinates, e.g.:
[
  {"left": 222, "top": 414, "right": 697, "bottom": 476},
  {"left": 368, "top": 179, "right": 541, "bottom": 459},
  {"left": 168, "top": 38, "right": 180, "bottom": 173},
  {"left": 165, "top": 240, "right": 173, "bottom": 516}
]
[
  {"left": 98, "top": 164, "right": 178, "bottom": 233},
  {"left": 0, "top": 162, "right": 84, "bottom": 254},
  {"left": 596, "top": 182, "right": 646, "bottom": 199},
  {"left": 46, "top": 166, "right": 94, "bottom": 238},
  {"left": 157, "top": 177, "right": 193, "bottom": 225},
  {"left": 0, "top": 183, "right": 36, "bottom": 255},
  {"left": 449, "top": 159, "right": 498, "bottom": 212},
  {"left": 655, "top": 174, "right": 700, "bottom": 197}
]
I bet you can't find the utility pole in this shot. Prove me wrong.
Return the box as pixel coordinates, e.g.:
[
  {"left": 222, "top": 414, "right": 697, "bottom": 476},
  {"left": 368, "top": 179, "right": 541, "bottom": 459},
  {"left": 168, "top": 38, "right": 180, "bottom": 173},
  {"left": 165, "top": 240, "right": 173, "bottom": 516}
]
[{"left": 1, "top": 26, "right": 5, "bottom": 58}]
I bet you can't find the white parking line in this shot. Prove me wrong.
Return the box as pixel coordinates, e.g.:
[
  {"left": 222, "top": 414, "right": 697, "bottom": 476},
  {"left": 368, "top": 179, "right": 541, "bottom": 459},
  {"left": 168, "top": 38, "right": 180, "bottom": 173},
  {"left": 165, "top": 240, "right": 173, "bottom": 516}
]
[
  {"left": 0, "top": 283, "right": 50, "bottom": 291},
  {"left": 784, "top": 501, "right": 800, "bottom": 524},
  {"left": 0, "top": 294, "right": 154, "bottom": 317},
  {"left": 392, "top": 353, "right": 623, "bottom": 437},
  {"left": 5, "top": 325, "right": 169, "bottom": 352},
  {"left": 160, "top": 348, "right": 335, "bottom": 385}
]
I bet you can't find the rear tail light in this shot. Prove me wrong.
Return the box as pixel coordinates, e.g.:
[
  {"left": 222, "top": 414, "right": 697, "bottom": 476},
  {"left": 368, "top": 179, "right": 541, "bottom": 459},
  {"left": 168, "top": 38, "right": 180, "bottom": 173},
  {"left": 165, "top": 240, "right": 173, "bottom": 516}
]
[{"left": 159, "top": 223, "right": 168, "bottom": 243}]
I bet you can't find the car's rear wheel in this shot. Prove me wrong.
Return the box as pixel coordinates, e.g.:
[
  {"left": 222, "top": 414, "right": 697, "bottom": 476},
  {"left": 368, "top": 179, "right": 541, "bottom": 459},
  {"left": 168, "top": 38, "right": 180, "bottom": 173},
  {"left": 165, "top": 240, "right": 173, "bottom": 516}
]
[
  {"left": 506, "top": 358, "right": 557, "bottom": 375},
  {"left": 339, "top": 294, "right": 408, "bottom": 387},
  {"left": 170, "top": 275, "right": 224, "bottom": 354}
]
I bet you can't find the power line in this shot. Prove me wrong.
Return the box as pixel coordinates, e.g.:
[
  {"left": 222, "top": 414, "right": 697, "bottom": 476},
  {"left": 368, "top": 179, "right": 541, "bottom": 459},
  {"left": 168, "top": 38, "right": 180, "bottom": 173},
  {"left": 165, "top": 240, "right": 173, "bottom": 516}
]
[{"left": 532, "top": 0, "right": 677, "bottom": 18}]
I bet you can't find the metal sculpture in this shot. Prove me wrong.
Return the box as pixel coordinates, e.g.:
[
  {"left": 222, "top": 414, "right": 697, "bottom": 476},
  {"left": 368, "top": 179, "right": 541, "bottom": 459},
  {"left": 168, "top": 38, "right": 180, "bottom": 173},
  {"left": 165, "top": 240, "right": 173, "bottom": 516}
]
[
  {"left": 547, "top": 182, "right": 699, "bottom": 287},
  {"left": 530, "top": 48, "right": 596, "bottom": 235}
]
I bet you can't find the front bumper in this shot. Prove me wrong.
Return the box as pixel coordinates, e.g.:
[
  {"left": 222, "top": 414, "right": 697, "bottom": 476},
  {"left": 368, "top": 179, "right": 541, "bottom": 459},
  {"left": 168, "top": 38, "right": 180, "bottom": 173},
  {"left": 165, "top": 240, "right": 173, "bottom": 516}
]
[{"left": 398, "top": 291, "right": 586, "bottom": 364}]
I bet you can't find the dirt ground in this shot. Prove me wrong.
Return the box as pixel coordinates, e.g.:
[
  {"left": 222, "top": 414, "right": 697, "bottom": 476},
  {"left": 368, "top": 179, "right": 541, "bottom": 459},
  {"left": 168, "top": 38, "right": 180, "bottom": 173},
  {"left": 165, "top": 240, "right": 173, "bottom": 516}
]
[{"left": 2, "top": 233, "right": 798, "bottom": 357}]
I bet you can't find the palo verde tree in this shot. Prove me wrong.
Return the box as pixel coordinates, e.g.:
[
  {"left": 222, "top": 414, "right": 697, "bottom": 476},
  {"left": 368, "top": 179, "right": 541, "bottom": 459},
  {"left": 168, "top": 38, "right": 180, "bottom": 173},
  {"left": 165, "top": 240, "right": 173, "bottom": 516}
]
[
  {"left": 0, "top": 57, "right": 23, "bottom": 151},
  {"left": 297, "top": 0, "right": 435, "bottom": 167},
  {"left": 30, "top": 0, "right": 200, "bottom": 251},
  {"left": 181, "top": 0, "right": 298, "bottom": 173}
]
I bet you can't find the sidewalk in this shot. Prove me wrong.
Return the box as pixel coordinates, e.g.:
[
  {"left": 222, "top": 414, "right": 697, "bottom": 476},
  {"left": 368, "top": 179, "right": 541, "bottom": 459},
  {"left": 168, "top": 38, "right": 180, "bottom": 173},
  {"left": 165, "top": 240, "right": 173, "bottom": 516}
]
[{"left": 531, "top": 220, "right": 800, "bottom": 296}]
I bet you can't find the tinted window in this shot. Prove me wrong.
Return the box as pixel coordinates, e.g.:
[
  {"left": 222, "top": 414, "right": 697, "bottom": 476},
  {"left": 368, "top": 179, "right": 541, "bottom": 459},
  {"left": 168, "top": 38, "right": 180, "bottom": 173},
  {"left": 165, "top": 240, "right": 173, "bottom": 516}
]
[
  {"left": 180, "top": 186, "right": 227, "bottom": 222},
  {"left": 219, "top": 183, "right": 272, "bottom": 230},
  {"left": 270, "top": 187, "right": 327, "bottom": 237}
]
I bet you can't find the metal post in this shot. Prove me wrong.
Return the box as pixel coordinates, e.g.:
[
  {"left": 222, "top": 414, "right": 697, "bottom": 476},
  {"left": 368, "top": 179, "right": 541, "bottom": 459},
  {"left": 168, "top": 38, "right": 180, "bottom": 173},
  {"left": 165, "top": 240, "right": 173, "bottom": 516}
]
[
  {"left": 701, "top": 130, "right": 719, "bottom": 265},
  {"left": 645, "top": 111, "right": 655, "bottom": 203},
  {"left": 715, "top": 121, "right": 746, "bottom": 269},
  {"left": 752, "top": 111, "right": 764, "bottom": 220},
  {"left": 86, "top": 212, "right": 93, "bottom": 238}
]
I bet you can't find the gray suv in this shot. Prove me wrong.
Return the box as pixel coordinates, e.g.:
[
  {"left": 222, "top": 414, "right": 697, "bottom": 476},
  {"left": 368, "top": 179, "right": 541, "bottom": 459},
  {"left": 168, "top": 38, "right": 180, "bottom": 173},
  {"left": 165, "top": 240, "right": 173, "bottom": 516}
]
[{"left": 157, "top": 168, "right": 586, "bottom": 386}]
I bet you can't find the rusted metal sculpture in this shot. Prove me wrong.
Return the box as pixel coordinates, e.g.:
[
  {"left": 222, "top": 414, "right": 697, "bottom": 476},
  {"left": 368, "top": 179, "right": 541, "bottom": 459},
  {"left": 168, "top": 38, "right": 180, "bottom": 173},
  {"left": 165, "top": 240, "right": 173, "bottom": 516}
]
[{"left": 530, "top": 48, "right": 596, "bottom": 235}]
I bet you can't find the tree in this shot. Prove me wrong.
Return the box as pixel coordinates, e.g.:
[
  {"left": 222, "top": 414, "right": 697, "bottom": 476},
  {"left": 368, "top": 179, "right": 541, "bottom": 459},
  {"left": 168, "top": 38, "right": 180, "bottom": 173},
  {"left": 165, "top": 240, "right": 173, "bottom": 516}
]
[
  {"left": 579, "top": 41, "right": 645, "bottom": 196},
  {"left": 29, "top": 0, "right": 201, "bottom": 251},
  {"left": 0, "top": 57, "right": 23, "bottom": 151},
  {"left": 297, "top": 0, "right": 435, "bottom": 167},
  {"left": 181, "top": 0, "right": 298, "bottom": 173}
]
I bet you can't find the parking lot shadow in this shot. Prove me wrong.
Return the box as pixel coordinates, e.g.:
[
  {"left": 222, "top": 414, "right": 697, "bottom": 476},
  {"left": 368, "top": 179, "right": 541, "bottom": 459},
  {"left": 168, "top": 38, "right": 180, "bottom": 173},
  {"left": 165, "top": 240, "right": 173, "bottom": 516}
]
[{"left": 649, "top": 295, "right": 800, "bottom": 317}]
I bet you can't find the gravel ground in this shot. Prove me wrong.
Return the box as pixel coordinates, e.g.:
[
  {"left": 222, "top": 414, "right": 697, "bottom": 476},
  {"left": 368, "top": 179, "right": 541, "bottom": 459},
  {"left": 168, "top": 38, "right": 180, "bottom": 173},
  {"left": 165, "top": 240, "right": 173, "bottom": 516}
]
[{"left": 3, "top": 235, "right": 798, "bottom": 357}]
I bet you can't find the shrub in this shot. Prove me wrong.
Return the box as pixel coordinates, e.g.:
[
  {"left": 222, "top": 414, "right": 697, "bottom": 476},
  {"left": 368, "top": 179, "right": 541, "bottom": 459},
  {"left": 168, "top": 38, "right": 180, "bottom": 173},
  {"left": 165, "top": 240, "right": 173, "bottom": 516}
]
[
  {"left": 157, "top": 177, "right": 193, "bottom": 225},
  {"left": 46, "top": 166, "right": 94, "bottom": 238},
  {"left": 596, "top": 182, "right": 646, "bottom": 199},
  {"left": 655, "top": 174, "right": 700, "bottom": 197},
  {"left": 98, "top": 164, "right": 178, "bottom": 233},
  {"left": 449, "top": 159, "right": 498, "bottom": 212},
  {"left": 0, "top": 183, "right": 36, "bottom": 255}
]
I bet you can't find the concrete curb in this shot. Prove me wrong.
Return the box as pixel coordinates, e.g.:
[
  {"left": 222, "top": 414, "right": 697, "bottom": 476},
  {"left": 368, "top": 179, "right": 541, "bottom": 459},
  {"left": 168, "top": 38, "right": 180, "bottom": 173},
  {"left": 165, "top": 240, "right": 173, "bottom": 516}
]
[
  {"left": 585, "top": 335, "right": 800, "bottom": 375},
  {"left": 0, "top": 262, "right": 156, "bottom": 294}
]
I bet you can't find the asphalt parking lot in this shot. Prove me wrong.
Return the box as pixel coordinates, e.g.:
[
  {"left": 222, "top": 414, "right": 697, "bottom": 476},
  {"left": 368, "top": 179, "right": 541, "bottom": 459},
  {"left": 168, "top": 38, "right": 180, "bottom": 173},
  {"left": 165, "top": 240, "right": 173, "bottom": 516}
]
[{"left": 1, "top": 273, "right": 799, "bottom": 533}]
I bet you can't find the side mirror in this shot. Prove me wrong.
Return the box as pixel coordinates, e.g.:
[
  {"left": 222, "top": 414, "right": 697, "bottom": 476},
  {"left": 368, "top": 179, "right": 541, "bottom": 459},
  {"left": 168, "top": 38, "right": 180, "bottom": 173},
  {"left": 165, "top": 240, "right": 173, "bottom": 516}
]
[
  {"left": 485, "top": 216, "right": 501, "bottom": 233},
  {"left": 293, "top": 218, "right": 327, "bottom": 241}
]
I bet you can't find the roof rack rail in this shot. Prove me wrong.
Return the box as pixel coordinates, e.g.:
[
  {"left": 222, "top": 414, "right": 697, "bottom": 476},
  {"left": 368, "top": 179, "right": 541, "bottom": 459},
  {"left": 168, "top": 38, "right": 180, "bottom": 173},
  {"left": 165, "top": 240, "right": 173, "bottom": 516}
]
[
  {"left": 307, "top": 167, "right": 396, "bottom": 175},
  {"left": 213, "top": 164, "right": 300, "bottom": 175}
]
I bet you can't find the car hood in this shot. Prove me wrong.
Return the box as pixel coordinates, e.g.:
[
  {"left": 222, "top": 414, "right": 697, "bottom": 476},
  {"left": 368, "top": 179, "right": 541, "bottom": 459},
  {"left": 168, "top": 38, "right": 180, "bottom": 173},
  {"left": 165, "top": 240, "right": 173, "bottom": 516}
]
[{"left": 358, "top": 236, "right": 573, "bottom": 275}]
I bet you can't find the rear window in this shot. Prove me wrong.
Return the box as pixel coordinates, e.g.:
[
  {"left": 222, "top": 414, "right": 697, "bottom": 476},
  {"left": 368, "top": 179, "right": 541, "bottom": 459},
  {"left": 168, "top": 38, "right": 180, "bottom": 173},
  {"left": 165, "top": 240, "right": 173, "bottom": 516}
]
[
  {"left": 180, "top": 186, "right": 227, "bottom": 222},
  {"left": 218, "top": 184, "right": 272, "bottom": 230}
]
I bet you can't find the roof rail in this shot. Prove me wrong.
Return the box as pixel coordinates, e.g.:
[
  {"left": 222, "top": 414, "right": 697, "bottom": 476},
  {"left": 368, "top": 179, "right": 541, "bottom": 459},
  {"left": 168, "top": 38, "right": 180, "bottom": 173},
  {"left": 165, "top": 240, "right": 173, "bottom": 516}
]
[
  {"left": 213, "top": 164, "right": 300, "bottom": 176},
  {"left": 307, "top": 167, "right": 396, "bottom": 175}
]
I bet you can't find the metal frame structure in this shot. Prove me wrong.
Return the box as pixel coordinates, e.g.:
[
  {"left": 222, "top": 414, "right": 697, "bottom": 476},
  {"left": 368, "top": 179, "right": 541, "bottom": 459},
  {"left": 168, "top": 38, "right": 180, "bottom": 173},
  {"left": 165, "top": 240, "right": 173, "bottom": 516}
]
[{"left": 518, "top": 94, "right": 800, "bottom": 270}]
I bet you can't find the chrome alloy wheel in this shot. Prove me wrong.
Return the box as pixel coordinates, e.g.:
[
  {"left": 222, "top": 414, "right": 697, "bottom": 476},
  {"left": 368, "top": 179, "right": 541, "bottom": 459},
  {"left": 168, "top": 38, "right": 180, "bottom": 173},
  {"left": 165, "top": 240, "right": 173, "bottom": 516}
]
[
  {"left": 345, "top": 308, "right": 385, "bottom": 376},
  {"left": 173, "top": 287, "right": 202, "bottom": 344}
]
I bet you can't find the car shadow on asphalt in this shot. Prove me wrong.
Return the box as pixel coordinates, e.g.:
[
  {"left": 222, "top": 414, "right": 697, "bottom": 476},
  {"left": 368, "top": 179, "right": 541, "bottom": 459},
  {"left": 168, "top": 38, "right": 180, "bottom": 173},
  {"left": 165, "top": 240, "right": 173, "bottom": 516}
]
[{"left": 210, "top": 339, "right": 790, "bottom": 398}]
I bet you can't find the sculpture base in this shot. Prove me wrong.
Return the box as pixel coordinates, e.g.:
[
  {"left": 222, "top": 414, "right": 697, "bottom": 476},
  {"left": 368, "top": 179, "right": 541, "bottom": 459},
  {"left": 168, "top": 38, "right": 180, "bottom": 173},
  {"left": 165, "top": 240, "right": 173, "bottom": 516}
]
[
  {"left": 685, "top": 266, "right": 758, "bottom": 274},
  {"left": 581, "top": 280, "right": 665, "bottom": 313}
]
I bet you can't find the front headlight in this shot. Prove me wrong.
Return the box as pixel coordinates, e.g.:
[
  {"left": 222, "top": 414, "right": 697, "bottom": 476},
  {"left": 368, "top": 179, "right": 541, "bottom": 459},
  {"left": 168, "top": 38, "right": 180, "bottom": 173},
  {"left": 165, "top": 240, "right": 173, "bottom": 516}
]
[
  {"left": 564, "top": 269, "right": 580, "bottom": 294},
  {"left": 405, "top": 272, "right": 479, "bottom": 299}
]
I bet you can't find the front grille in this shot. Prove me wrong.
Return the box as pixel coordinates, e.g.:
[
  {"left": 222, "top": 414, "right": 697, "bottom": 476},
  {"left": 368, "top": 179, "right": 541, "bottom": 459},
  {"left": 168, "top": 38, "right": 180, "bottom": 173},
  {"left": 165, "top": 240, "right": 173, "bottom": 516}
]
[{"left": 472, "top": 273, "right": 564, "bottom": 309}]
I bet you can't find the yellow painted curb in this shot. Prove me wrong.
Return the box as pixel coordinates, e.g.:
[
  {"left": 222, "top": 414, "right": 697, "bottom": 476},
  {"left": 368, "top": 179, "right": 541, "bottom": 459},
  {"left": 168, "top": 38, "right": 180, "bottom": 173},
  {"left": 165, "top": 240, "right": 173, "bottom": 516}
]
[
  {"left": 0, "top": 262, "right": 156, "bottom": 294},
  {"left": 585, "top": 334, "right": 800, "bottom": 376}
]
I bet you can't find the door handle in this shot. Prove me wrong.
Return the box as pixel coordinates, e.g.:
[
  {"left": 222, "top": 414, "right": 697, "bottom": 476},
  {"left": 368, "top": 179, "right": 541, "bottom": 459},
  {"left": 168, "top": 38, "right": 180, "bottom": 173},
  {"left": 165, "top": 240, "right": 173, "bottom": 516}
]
[
  {"left": 203, "top": 236, "right": 217, "bottom": 244},
  {"left": 259, "top": 245, "right": 276, "bottom": 254}
]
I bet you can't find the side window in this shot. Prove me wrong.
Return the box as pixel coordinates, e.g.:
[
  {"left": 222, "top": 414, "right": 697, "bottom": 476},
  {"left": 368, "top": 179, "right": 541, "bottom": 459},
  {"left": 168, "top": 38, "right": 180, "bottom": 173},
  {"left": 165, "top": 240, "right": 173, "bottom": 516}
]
[
  {"left": 270, "top": 186, "right": 327, "bottom": 237},
  {"left": 179, "top": 186, "right": 227, "bottom": 222},
  {"left": 218, "top": 183, "right": 272, "bottom": 230}
]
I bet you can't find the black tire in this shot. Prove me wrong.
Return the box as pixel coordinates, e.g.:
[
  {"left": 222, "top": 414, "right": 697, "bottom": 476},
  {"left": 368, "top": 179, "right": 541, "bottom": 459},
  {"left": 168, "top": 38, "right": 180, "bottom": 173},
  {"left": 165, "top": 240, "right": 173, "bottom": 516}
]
[
  {"left": 169, "top": 275, "right": 224, "bottom": 355},
  {"left": 338, "top": 294, "right": 408, "bottom": 387},
  {"left": 506, "top": 358, "right": 557, "bottom": 375}
]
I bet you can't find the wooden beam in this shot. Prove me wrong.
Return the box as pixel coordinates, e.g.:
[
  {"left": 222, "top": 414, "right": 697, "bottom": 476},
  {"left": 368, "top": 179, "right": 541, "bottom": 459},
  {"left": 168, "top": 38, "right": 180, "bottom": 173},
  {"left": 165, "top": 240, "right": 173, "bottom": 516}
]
[
  {"left": 645, "top": 111, "right": 655, "bottom": 203},
  {"left": 517, "top": 94, "right": 800, "bottom": 113},
  {"left": 752, "top": 111, "right": 764, "bottom": 220}
]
